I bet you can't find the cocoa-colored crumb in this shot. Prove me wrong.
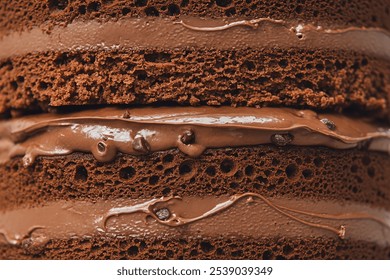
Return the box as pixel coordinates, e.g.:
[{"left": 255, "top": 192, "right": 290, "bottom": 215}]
[
  {"left": 1, "top": 236, "right": 389, "bottom": 260},
  {"left": 1, "top": 146, "right": 389, "bottom": 211},
  {"left": 0, "top": 48, "right": 388, "bottom": 118}
]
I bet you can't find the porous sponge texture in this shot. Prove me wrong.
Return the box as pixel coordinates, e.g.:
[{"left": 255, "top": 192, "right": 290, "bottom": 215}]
[
  {"left": 1, "top": 236, "right": 390, "bottom": 260},
  {"left": 1, "top": 48, "right": 389, "bottom": 118},
  {"left": 2, "top": 146, "right": 389, "bottom": 211}
]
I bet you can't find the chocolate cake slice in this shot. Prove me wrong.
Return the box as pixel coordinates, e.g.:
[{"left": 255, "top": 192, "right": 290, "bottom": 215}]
[{"left": 0, "top": 0, "right": 390, "bottom": 259}]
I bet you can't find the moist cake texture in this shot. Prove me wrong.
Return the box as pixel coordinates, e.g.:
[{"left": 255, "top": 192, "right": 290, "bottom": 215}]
[
  {"left": 0, "top": 0, "right": 390, "bottom": 260},
  {"left": 1, "top": 1, "right": 390, "bottom": 118}
]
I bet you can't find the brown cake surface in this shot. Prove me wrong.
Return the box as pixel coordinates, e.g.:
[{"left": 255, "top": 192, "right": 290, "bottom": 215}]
[
  {"left": 1, "top": 146, "right": 390, "bottom": 260},
  {"left": 1, "top": 0, "right": 390, "bottom": 260},
  {"left": 0, "top": 0, "right": 390, "bottom": 118}
]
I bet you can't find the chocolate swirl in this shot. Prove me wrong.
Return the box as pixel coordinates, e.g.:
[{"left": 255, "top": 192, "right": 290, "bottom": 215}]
[{"left": 104, "top": 193, "right": 349, "bottom": 238}]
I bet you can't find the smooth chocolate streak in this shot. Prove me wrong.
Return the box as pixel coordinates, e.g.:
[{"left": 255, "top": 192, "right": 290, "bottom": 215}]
[
  {"left": 0, "top": 17, "right": 390, "bottom": 60},
  {"left": 0, "top": 107, "right": 389, "bottom": 165},
  {"left": 1, "top": 194, "right": 390, "bottom": 247}
]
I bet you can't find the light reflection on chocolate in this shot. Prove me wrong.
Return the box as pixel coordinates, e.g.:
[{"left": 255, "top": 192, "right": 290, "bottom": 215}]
[
  {"left": 104, "top": 193, "right": 349, "bottom": 238},
  {"left": 321, "top": 118, "right": 337, "bottom": 130},
  {"left": 176, "top": 18, "right": 287, "bottom": 31},
  {"left": 1, "top": 194, "right": 390, "bottom": 246},
  {"left": 132, "top": 136, "right": 151, "bottom": 154},
  {"left": 0, "top": 107, "right": 389, "bottom": 165},
  {"left": 180, "top": 129, "right": 195, "bottom": 145},
  {"left": 270, "top": 133, "right": 294, "bottom": 146}
]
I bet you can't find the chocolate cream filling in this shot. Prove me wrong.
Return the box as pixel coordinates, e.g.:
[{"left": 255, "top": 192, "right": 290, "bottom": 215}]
[
  {"left": 0, "top": 17, "right": 389, "bottom": 59},
  {"left": 0, "top": 106, "right": 389, "bottom": 166},
  {"left": 1, "top": 194, "right": 390, "bottom": 247}
]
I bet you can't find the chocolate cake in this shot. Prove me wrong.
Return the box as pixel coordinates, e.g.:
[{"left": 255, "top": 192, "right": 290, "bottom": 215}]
[{"left": 1, "top": 0, "right": 390, "bottom": 260}]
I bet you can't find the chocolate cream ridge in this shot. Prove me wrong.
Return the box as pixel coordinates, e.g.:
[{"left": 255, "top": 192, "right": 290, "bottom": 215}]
[
  {"left": 0, "top": 106, "right": 389, "bottom": 165},
  {"left": 0, "top": 17, "right": 390, "bottom": 59},
  {"left": 1, "top": 193, "right": 390, "bottom": 247}
]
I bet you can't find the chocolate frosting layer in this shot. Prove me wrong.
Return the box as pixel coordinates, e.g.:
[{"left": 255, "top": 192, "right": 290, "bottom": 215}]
[
  {"left": 0, "top": 107, "right": 389, "bottom": 165},
  {"left": 1, "top": 194, "right": 390, "bottom": 247},
  {"left": 0, "top": 17, "right": 389, "bottom": 59}
]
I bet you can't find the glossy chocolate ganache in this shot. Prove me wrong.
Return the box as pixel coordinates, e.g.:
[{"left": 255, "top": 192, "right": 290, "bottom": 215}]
[
  {"left": 0, "top": 107, "right": 389, "bottom": 165},
  {"left": 1, "top": 193, "right": 390, "bottom": 248}
]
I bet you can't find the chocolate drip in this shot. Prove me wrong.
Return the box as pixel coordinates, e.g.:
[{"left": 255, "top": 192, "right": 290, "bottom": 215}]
[
  {"left": 0, "top": 107, "right": 389, "bottom": 165},
  {"left": 0, "top": 226, "right": 43, "bottom": 245}
]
